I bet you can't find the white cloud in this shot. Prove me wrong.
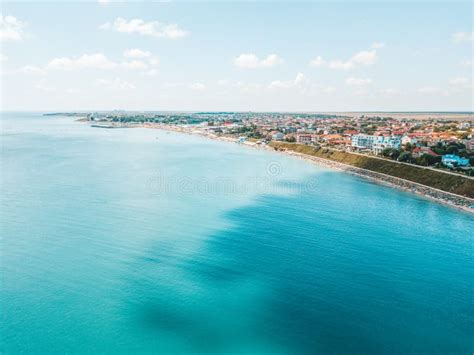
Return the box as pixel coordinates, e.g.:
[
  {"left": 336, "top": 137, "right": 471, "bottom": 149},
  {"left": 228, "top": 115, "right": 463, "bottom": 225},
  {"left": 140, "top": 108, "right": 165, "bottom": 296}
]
[
  {"left": 123, "top": 49, "right": 159, "bottom": 70},
  {"left": 260, "top": 54, "right": 283, "bottom": 67},
  {"left": 452, "top": 31, "right": 474, "bottom": 43},
  {"left": 1, "top": 53, "right": 7, "bottom": 62},
  {"left": 19, "top": 65, "right": 46, "bottom": 75},
  {"left": 148, "top": 57, "right": 160, "bottom": 67},
  {"left": 239, "top": 83, "right": 262, "bottom": 94},
  {"left": 418, "top": 86, "right": 441, "bottom": 94},
  {"left": 100, "top": 17, "right": 188, "bottom": 39},
  {"left": 48, "top": 53, "right": 117, "bottom": 70},
  {"left": 309, "top": 56, "right": 325, "bottom": 67},
  {"left": 371, "top": 42, "right": 385, "bottom": 49},
  {"left": 345, "top": 77, "right": 372, "bottom": 86},
  {"left": 45, "top": 52, "right": 158, "bottom": 75},
  {"left": 268, "top": 80, "right": 292, "bottom": 89},
  {"left": 351, "top": 89, "right": 370, "bottom": 97},
  {"left": 0, "top": 14, "right": 26, "bottom": 41},
  {"left": 234, "top": 53, "right": 283, "bottom": 68},
  {"left": 96, "top": 78, "right": 136, "bottom": 90},
  {"left": 66, "top": 88, "right": 82, "bottom": 94},
  {"left": 449, "top": 77, "right": 469, "bottom": 86},
  {"left": 35, "top": 80, "right": 55, "bottom": 92},
  {"left": 294, "top": 72, "right": 308, "bottom": 86},
  {"left": 266, "top": 73, "right": 336, "bottom": 96},
  {"left": 234, "top": 54, "right": 259, "bottom": 68},
  {"left": 124, "top": 48, "right": 151, "bottom": 59},
  {"left": 328, "top": 60, "right": 354, "bottom": 70},
  {"left": 381, "top": 88, "right": 402, "bottom": 96},
  {"left": 461, "top": 60, "right": 473, "bottom": 67},
  {"left": 143, "top": 69, "right": 159, "bottom": 76},
  {"left": 324, "top": 86, "right": 336, "bottom": 94},
  {"left": 162, "top": 82, "right": 180, "bottom": 88},
  {"left": 314, "top": 48, "right": 379, "bottom": 70},
  {"left": 350, "top": 50, "right": 377, "bottom": 66},
  {"left": 162, "top": 81, "right": 206, "bottom": 91},
  {"left": 189, "top": 82, "right": 206, "bottom": 91},
  {"left": 448, "top": 77, "right": 472, "bottom": 90},
  {"left": 121, "top": 60, "right": 148, "bottom": 70},
  {"left": 268, "top": 73, "right": 309, "bottom": 89},
  {"left": 212, "top": 80, "right": 261, "bottom": 94}
]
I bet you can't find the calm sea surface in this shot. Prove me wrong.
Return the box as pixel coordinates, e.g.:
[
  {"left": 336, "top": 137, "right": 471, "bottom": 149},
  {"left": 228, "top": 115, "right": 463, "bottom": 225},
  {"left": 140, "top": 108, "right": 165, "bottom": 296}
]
[{"left": 1, "top": 113, "right": 473, "bottom": 354}]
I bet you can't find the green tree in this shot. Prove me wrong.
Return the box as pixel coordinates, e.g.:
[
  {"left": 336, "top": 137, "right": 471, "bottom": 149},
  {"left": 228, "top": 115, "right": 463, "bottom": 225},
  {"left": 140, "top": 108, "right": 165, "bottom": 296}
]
[
  {"left": 398, "top": 151, "right": 413, "bottom": 163},
  {"left": 446, "top": 145, "right": 458, "bottom": 154},
  {"left": 416, "top": 154, "right": 441, "bottom": 166},
  {"left": 381, "top": 148, "right": 392, "bottom": 157},
  {"left": 432, "top": 147, "right": 446, "bottom": 155},
  {"left": 382, "top": 148, "right": 400, "bottom": 160}
]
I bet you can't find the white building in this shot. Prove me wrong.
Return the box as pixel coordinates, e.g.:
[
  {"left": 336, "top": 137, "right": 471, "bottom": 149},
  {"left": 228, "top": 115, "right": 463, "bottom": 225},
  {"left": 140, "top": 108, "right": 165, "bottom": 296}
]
[
  {"left": 352, "top": 134, "right": 401, "bottom": 154},
  {"left": 372, "top": 136, "right": 401, "bottom": 154},
  {"left": 351, "top": 134, "right": 377, "bottom": 149},
  {"left": 296, "top": 133, "right": 316, "bottom": 144}
]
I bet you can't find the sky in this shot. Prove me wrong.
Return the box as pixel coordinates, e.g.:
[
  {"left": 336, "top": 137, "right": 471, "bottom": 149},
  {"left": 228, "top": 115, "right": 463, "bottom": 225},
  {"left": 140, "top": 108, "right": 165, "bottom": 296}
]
[{"left": 1, "top": 1, "right": 473, "bottom": 112}]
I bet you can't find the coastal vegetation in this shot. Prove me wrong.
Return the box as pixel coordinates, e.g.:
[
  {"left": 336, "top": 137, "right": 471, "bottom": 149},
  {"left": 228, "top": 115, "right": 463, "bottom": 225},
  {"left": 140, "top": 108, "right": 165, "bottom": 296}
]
[
  {"left": 379, "top": 141, "right": 474, "bottom": 171},
  {"left": 270, "top": 142, "right": 474, "bottom": 198}
]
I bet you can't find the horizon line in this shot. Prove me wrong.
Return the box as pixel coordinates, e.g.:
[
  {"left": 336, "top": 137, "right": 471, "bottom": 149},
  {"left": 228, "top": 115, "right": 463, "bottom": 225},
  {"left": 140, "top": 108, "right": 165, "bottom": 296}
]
[{"left": 2, "top": 110, "right": 474, "bottom": 114}]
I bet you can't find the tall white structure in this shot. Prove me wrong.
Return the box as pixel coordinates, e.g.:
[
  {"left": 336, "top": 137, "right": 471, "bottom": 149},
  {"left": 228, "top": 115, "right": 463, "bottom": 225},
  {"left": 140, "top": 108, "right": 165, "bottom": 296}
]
[
  {"left": 351, "top": 134, "right": 377, "bottom": 149},
  {"left": 372, "top": 136, "right": 401, "bottom": 154},
  {"left": 352, "top": 134, "right": 401, "bottom": 154}
]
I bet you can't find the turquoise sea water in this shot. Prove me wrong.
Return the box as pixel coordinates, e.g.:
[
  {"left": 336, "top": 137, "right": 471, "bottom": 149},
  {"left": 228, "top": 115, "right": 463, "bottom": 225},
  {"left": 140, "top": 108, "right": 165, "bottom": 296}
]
[{"left": 1, "top": 113, "right": 473, "bottom": 354}]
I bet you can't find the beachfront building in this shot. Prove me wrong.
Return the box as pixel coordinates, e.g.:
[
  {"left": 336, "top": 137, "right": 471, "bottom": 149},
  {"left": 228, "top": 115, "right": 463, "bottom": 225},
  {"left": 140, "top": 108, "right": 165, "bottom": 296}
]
[
  {"left": 441, "top": 154, "right": 470, "bottom": 168},
  {"left": 352, "top": 134, "right": 401, "bottom": 154},
  {"left": 320, "top": 134, "right": 344, "bottom": 144},
  {"left": 372, "top": 136, "right": 402, "bottom": 154},
  {"left": 296, "top": 133, "right": 317, "bottom": 144},
  {"left": 351, "top": 134, "right": 377, "bottom": 150}
]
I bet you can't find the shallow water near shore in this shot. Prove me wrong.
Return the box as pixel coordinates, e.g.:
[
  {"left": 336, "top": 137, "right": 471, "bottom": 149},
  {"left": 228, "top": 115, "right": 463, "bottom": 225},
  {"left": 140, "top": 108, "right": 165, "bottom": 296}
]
[{"left": 1, "top": 113, "right": 473, "bottom": 354}]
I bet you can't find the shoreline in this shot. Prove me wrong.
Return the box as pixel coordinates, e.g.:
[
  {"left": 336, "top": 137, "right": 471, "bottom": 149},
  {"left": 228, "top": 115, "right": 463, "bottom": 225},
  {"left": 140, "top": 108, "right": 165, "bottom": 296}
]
[
  {"left": 275, "top": 150, "right": 474, "bottom": 214},
  {"left": 89, "top": 122, "right": 474, "bottom": 214}
]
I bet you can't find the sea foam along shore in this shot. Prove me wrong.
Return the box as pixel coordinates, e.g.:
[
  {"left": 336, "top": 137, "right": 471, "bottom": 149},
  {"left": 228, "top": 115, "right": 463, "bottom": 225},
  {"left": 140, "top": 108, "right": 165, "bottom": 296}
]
[{"left": 90, "top": 122, "right": 474, "bottom": 214}]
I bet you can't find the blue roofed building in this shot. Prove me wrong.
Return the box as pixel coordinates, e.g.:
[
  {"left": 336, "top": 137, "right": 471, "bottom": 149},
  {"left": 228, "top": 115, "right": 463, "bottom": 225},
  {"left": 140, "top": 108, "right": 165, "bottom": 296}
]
[{"left": 441, "top": 154, "right": 470, "bottom": 168}]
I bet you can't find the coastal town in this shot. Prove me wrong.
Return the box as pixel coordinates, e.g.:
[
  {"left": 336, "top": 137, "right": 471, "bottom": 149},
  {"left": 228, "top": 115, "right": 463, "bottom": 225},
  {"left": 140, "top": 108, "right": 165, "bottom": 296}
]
[{"left": 80, "top": 111, "right": 474, "bottom": 176}]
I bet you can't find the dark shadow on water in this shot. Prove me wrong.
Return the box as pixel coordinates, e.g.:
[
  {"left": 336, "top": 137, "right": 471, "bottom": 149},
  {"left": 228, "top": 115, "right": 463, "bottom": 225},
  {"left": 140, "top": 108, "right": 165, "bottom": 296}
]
[{"left": 127, "top": 173, "right": 474, "bottom": 354}]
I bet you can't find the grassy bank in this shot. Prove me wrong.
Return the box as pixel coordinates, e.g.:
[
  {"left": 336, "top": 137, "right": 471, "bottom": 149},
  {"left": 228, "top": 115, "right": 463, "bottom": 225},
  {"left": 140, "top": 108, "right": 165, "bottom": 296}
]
[{"left": 270, "top": 142, "right": 474, "bottom": 198}]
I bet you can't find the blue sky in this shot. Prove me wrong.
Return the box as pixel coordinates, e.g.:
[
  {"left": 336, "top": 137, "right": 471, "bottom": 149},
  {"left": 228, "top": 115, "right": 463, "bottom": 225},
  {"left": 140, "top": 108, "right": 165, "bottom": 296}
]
[{"left": 1, "top": 1, "right": 473, "bottom": 111}]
